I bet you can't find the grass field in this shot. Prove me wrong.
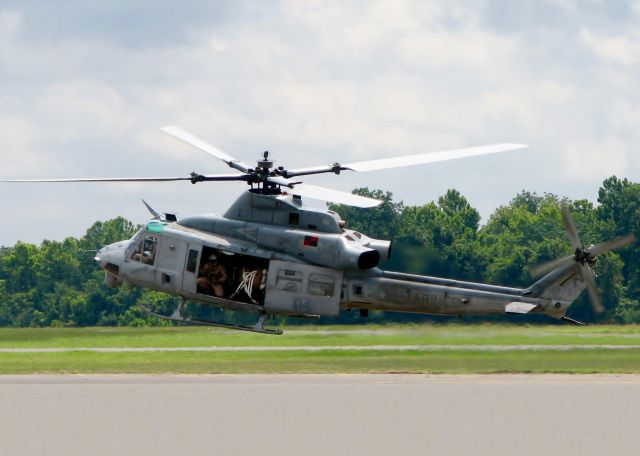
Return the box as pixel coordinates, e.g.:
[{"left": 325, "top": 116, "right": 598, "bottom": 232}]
[{"left": 0, "top": 324, "right": 639, "bottom": 374}]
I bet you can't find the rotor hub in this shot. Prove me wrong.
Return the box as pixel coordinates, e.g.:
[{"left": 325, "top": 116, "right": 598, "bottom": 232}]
[
  {"left": 574, "top": 247, "right": 596, "bottom": 266},
  {"left": 257, "top": 151, "right": 274, "bottom": 171}
]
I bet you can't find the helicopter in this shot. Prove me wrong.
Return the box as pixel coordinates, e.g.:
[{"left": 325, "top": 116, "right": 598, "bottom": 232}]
[{"left": 2, "top": 126, "right": 635, "bottom": 334}]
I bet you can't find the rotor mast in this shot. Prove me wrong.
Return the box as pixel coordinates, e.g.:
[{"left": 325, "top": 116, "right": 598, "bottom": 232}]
[{"left": 251, "top": 151, "right": 280, "bottom": 194}]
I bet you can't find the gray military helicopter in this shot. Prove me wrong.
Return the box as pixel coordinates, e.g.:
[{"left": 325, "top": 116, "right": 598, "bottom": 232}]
[{"left": 3, "top": 127, "right": 635, "bottom": 334}]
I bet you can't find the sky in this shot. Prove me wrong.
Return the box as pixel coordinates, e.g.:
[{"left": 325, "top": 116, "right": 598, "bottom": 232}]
[{"left": 1, "top": 0, "right": 639, "bottom": 246}]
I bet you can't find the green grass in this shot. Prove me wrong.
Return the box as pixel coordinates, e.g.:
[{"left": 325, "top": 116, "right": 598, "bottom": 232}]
[
  {"left": 0, "top": 349, "right": 639, "bottom": 374},
  {"left": 0, "top": 324, "right": 639, "bottom": 348},
  {"left": 0, "top": 324, "right": 639, "bottom": 374}
]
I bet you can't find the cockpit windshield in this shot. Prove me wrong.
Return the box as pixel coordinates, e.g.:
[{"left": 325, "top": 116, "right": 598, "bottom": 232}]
[{"left": 128, "top": 229, "right": 159, "bottom": 265}]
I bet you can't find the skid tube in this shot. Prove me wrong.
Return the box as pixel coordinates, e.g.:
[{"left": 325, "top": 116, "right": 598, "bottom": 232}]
[{"left": 141, "top": 306, "right": 283, "bottom": 335}]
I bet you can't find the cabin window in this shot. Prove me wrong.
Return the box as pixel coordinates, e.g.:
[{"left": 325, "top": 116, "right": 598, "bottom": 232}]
[
  {"left": 353, "top": 285, "right": 363, "bottom": 296},
  {"left": 276, "top": 269, "right": 303, "bottom": 293},
  {"left": 186, "top": 249, "right": 199, "bottom": 273},
  {"left": 130, "top": 235, "right": 158, "bottom": 265},
  {"left": 308, "top": 273, "right": 335, "bottom": 297},
  {"left": 289, "top": 212, "right": 299, "bottom": 225}
]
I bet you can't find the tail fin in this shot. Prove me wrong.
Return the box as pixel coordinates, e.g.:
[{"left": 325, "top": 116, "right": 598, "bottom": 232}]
[{"left": 525, "top": 263, "right": 586, "bottom": 318}]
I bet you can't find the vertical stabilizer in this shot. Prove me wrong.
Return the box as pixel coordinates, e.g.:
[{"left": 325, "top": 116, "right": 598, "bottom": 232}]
[{"left": 526, "top": 262, "right": 586, "bottom": 318}]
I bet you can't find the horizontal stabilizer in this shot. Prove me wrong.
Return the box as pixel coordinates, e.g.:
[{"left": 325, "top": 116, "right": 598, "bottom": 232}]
[{"left": 505, "top": 302, "right": 538, "bottom": 314}]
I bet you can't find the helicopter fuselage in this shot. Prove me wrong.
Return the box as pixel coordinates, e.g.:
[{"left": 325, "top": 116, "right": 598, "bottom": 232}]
[{"left": 95, "top": 192, "right": 582, "bottom": 330}]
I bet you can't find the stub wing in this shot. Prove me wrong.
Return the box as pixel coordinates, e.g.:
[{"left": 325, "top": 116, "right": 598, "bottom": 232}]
[{"left": 505, "top": 302, "right": 539, "bottom": 314}]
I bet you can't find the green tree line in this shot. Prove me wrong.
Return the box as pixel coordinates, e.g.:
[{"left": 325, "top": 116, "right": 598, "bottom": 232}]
[{"left": 0, "top": 176, "right": 638, "bottom": 326}]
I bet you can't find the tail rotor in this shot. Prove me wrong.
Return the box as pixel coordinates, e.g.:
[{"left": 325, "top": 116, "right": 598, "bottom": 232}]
[{"left": 531, "top": 204, "right": 636, "bottom": 313}]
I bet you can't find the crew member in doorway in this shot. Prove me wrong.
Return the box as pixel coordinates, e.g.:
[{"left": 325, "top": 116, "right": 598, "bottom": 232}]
[{"left": 197, "top": 254, "right": 228, "bottom": 297}]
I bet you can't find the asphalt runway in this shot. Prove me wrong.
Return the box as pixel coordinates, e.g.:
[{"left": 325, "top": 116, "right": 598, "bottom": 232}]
[{"left": 1, "top": 374, "right": 638, "bottom": 456}]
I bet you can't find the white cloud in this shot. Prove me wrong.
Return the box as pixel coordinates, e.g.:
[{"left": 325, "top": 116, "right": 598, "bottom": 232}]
[
  {"left": 0, "top": 10, "right": 21, "bottom": 44},
  {"left": 209, "top": 37, "right": 227, "bottom": 52},
  {"left": 564, "top": 137, "right": 628, "bottom": 179},
  {"left": 581, "top": 28, "right": 640, "bottom": 66},
  {"left": 36, "top": 80, "right": 131, "bottom": 141},
  {"left": 0, "top": 1, "right": 639, "bottom": 244},
  {"left": 0, "top": 117, "right": 36, "bottom": 172}
]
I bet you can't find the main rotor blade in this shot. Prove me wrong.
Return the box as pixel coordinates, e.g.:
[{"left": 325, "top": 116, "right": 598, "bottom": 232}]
[
  {"left": 580, "top": 263, "right": 604, "bottom": 313},
  {"left": 0, "top": 177, "right": 193, "bottom": 183},
  {"left": 283, "top": 144, "right": 527, "bottom": 178},
  {"left": 530, "top": 255, "right": 575, "bottom": 278},
  {"left": 588, "top": 234, "right": 636, "bottom": 257},
  {"left": 284, "top": 183, "right": 382, "bottom": 208},
  {"left": 0, "top": 174, "right": 248, "bottom": 183},
  {"left": 343, "top": 143, "right": 528, "bottom": 173},
  {"left": 281, "top": 165, "right": 342, "bottom": 178},
  {"left": 198, "top": 174, "right": 251, "bottom": 182},
  {"left": 266, "top": 175, "right": 298, "bottom": 187},
  {"left": 162, "top": 126, "right": 252, "bottom": 173},
  {"left": 561, "top": 204, "right": 582, "bottom": 250},
  {"left": 266, "top": 176, "right": 380, "bottom": 207}
]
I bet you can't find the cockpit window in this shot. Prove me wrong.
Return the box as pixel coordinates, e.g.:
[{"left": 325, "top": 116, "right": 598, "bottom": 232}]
[{"left": 130, "top": 235, "right": 158, "bottom": 265}]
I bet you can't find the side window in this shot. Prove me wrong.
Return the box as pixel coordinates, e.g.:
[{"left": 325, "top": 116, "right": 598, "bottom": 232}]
[
  {"left": 308, "top": 273, "right": 335, "bottom": 297},
  {"left": 130, "top": 235, "right": 158, "bottom": 265},
  {"left": 186, "top": 249, "right": 199, "bottom": 273},
  {"left": 275, "top": 269, "right": 303, "bottom": 293}
]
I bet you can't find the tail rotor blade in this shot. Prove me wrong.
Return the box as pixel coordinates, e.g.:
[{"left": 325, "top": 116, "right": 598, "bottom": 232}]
[
  {"left": 580, "top": 263, "right": 604, "bottom": 313},
  {"left": 588, "top": 234, "right": 636, "bottom": 257},
  {"left": 531, "top": 255, "right": 574, "bottom": 278},
  {"left": 561, "top": 204, "right": 582, "bottom": 250}
]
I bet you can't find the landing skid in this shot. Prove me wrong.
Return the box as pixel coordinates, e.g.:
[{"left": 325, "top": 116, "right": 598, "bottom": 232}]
[
  {"left": 561, "top": 315, "right": 586, "bottom": 326},
  {"left": 141, "top": 305, "right": 283, "bottom": 335}
]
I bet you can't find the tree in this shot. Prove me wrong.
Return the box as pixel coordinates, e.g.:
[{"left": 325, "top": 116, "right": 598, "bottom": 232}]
[
  {"left": 80, "top": 217, "right": 139, "bottom": 251},
  {"left": 597, "top": 176, "right": 640, "bottom": 300},
  {"left": 1, "top": 242, "right": 40, "bottom": 293},
  {"left": 391, "top": 190, "right": 483, "bottom": 279},
  {"left": 0, "top": 178, "right": 639, "bottom": 326},
  {"left": 329, "top": 188, "right": 404, "bottom": 240}
]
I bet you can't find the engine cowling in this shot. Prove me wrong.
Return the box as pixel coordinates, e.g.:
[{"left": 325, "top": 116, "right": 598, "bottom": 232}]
[
  {"left": 256, "top": 226, "right": 382, "bottom": 270},
  {"left": 367, "top": 239, "right": 392, "bottom": 261}
]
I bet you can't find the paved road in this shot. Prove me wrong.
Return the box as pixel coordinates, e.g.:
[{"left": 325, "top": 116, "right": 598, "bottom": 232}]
[
  {"left": 1, "top": 374, "right": 638, "bottom": 456},
  {"left": 1, "top": 344, "right": 640, "bottom": 352}
]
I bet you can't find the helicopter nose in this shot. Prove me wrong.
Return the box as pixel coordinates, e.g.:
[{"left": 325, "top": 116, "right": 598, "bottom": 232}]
[
  {"left": 94, "top": 242, "right": 126, "bottom": 270},
  {"left": 95, "top": 247, "right": 105, "bottom": 267}
]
